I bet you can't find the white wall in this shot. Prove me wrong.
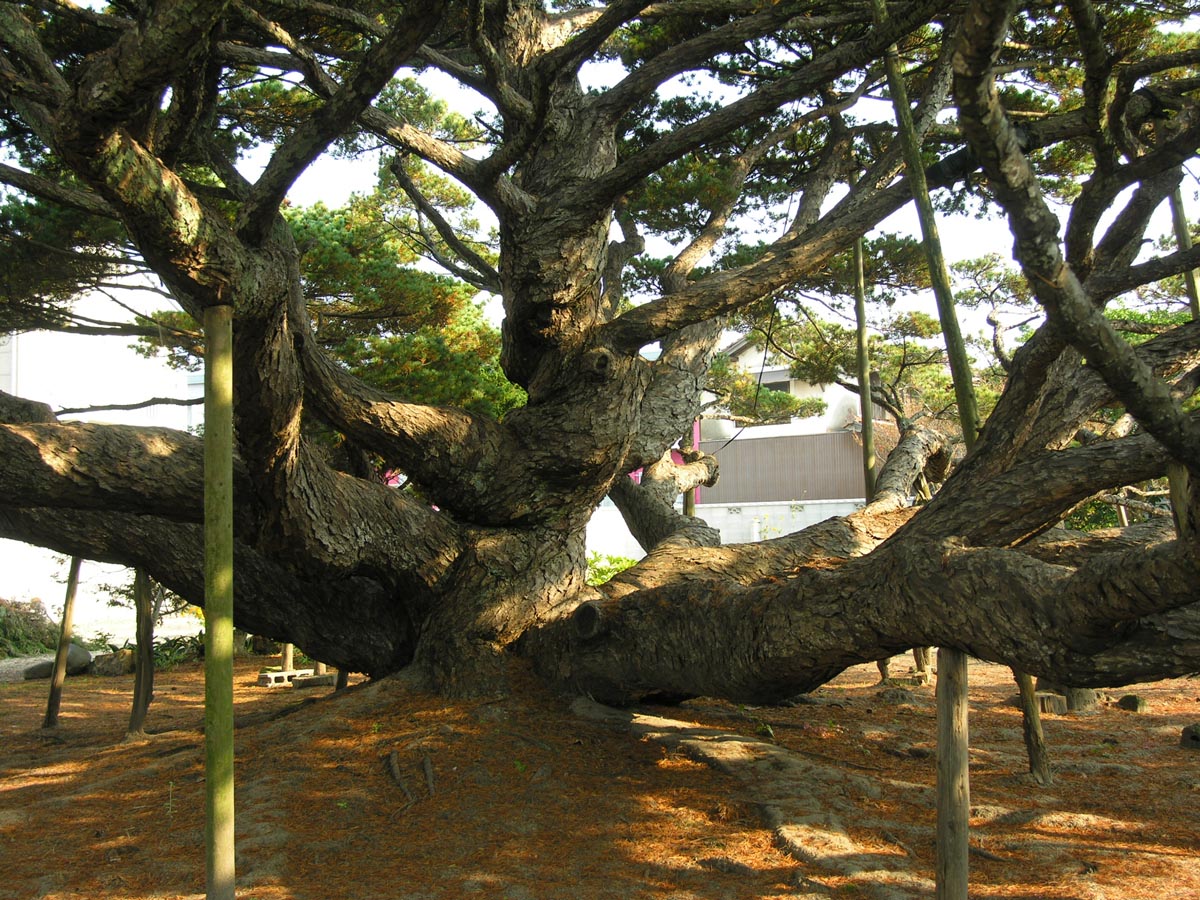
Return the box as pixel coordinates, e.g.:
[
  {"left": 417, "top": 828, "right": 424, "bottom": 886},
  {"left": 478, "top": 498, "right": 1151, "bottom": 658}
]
[
  {"left": 707, "top": 354, "right": 864, "bottom": 439},
  {"left": 0, "top": 333, "right": 15, "bottom": 393},
  {"left": 696, "top": 499, "right": 863, "bottom": 543},
  {"left": 585, "top": 497, "right": 865, "bottom": 562}
]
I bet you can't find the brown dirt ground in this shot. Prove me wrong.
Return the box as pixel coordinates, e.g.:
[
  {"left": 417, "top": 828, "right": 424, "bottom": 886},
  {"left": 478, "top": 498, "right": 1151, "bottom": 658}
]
[{"left": 1, "top": 655, "right": 1198, "bottom": 900}]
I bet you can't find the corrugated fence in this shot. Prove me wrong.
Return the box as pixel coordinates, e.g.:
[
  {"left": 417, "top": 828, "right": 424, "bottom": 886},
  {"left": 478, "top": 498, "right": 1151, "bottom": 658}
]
[{"left": 697, "top": 431, "right": 867, "bottom": 503}]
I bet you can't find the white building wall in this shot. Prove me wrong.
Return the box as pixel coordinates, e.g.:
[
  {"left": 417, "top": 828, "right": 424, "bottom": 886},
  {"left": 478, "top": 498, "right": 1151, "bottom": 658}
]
[
  {"left": 585, "top": 498, "right": 865, "bottom": 562},
  {"left": 0, "top": 333, "right": 15, "bottom": 394},
  {"left": 704, "top": 353, "right": 864, "bottom": 440}
]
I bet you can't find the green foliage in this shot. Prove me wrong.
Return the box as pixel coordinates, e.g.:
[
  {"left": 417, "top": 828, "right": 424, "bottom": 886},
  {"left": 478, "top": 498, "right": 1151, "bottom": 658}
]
[
  {"left": 706, "top": 353, "right": 823, "bottom": 424},
  {"left": 1063, "top": 499, "right": 1120, "bottom": 532},
  {"left": 332, "top": 303, "right": 525, "bottom": 418},
  {"left": 98, "top": 571, "right": 198, "bottom": 627},
  {"left": 291, "top": 181, "right": 523, "bottom": 417},
  {"left": 1106, "top": 303, "right": 1194, "bottom": 342},
  {"left": 586, "top": 553, "right": 638, "bottom": 586},
  {"left": 0, "top": 194, "right": 129, "bottom": 332},
  {"left": 127, "top": 153, "right": 524, "bottom": 419},
  {"left": 152, "top": 634, "right": 205, "bottom": 670},
  {"left": 953, "top": 254, "right": 1034, "bottom": 312},
  {"left": 0, "top": 597, "right": 60, "bottom": 658}
]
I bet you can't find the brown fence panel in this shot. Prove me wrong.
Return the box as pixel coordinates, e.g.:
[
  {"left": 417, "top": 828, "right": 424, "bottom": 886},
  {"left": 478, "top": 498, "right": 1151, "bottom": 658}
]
[{"left": 697, "top": 432, "right": 866, "bottom": 503}]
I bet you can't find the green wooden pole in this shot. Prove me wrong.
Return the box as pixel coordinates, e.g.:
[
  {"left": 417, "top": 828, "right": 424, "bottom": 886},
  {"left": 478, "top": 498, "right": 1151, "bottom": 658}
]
[
  {"left": 42, "top": 556, "right": 82, "bottom": 729},
  {"left": 853, "top": 237, "right": 878, "bottom": 498},
  {"left": 870, "top": 4, "right": 977, "bottom": 895},
  {"left": 204, "top": 303, "right": 236, "bottom": 900},
  {"left": 871, "top": 0, "right": 979, "bottom": 450},
  {"left": 1170, "top": 187, "right": 1200, "bottom": 320},
  {"left": 1168, "top": 188, "right": 1198, "bottom": 539}
]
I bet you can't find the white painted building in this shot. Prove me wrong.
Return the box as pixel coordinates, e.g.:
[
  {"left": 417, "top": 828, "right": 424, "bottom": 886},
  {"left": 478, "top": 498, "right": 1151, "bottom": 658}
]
[{"left": 587, "top": 336, "right": 874, "bottom": 561}]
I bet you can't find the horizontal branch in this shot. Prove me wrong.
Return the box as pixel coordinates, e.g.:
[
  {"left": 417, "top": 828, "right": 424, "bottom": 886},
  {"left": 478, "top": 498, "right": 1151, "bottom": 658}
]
[
  {"left": 528, "top": 527, "right": 1200, "bottom": 703},
  {"left": 0, "top": 162, "right": 115, "bottom": 217},
  {"left": 55, "top": 396, "right": 202, "bottom": 416},
  {"left": 0, "top": 505, "right": 420, "bottom": 676}
]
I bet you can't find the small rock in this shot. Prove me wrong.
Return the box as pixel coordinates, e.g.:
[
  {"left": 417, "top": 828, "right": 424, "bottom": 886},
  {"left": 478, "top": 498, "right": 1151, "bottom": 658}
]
[
  {"left": 67, "top": 643, "right": 93, "bottom": 673},
  {"left": 1064, "top": 688, "right": 1098, "bottom": 712},
  {"left": 698, "top": 856, "right": 756, "bottom": 876},
  {"left": 91, "top": 649, "right": 136, "bottom": 676},
  {"left": 875, "top": 687, "right": 918, "bottom": 705},
  {"left": 1181, "top": 724, "right": 1200, "bottom": 750},
  {"left": 1116, "top": 695, "right": 1148, "bottom": 713}
]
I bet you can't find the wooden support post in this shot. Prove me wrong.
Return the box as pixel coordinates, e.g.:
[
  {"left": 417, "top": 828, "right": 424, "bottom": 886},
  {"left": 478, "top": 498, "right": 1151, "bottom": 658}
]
[
  {"left": 42, "top": 557, "right": 82, "bottom": 729},
  {"left": 853, "top": 235, "right": 877, "bottom": 499},
  {"left": 869, "top": 4, "right": 980, "bottom": 891},
  {"left": 204, "top": 303, "right": 236, "bottom": 900},
  {"left": 1168, "top": 190, "right": 1199, "bottom": 539},
  {"left": 281, "top": 642, "right": 294, "bottom": 671},
  {"left": 936, "top": 647, "right": 970, "bottom": 899},
  {"left": 1014, "top": 670, "right": 1051, "bottom": 784}
]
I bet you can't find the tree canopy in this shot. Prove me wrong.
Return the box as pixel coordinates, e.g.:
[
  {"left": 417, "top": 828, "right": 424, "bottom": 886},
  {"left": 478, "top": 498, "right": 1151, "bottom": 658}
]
[{"left": 1, "top": 0, "right": 1198, "bottom": 700}]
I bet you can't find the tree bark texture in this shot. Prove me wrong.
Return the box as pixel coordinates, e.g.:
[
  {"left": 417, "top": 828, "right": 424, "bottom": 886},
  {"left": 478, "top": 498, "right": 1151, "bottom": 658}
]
[
  {"left": 42, "top": 556, "right": 81, "bottom": 730},
  {"left": 128, "top": 568, "right": 155, "bottom": 736}
]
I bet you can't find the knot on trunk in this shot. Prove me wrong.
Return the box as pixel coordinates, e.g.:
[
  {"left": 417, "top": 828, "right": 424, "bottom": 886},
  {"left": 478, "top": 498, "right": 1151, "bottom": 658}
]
[
  {"left": 583, "top": 347, "right": 616, "bottom": 381},
  {"left": 573, "top": 600, "right": 609, "bottom": 640}
]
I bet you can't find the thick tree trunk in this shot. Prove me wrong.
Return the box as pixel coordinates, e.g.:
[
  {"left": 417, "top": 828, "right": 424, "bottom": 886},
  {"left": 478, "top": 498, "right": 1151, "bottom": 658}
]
[{"left": 127, "top": 568, "right": 155, "bottom": 737}]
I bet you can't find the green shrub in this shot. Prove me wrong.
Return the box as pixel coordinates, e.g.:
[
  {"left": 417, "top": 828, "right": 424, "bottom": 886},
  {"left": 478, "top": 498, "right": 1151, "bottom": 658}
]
[
  {"left": 0, "top": 597, "right": 60, "bottom": 658},
  {"left": 586, "top": 553, "right": 638, "bottom": 586},
  {"left": 152, "top": 633, "right": 204, "bottom": 670}
]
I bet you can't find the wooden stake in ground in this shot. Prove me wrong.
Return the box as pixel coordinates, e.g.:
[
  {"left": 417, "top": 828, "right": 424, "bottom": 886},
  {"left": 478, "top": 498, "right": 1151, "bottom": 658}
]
[
  {"left": 936, "top": 648, "right": 970, "bottom": 899},
  {"left": 128, "top": 568, "right": 155, "bottom": 737},
  {"left": 869, "top": 2, "right": 980, "bottom": 893},
  {"left": 204, "top": 303, "right": 236, "bottom": 900},
  {"left": 42, "top": 556, "right": 82, "bottom": 729},
  {"left": 853, "top": 235, "right": 877, "bottom": 499},
  {"left": 1167, "top": 188, "right": 1199, "bottom": 540}
]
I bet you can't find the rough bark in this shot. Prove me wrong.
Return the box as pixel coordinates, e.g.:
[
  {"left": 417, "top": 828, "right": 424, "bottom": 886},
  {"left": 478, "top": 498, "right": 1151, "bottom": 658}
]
[
  {"left": 127, "top": 568, "right": 155, "bottom": 736},
  {"left": 41, "top": 556, "right": 81, "bottom": 730}
]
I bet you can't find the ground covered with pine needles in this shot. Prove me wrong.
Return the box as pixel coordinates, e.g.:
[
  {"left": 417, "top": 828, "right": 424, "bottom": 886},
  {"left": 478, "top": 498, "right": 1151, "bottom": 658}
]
[{"left": 2, "top": 655, "right": 1198, "bottom": 899}]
